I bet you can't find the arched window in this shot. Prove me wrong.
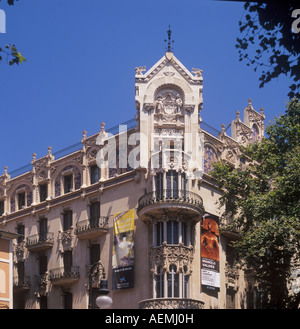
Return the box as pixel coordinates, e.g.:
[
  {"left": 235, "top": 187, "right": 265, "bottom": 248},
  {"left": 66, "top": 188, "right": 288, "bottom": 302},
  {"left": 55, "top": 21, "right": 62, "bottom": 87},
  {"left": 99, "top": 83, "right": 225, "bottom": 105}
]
[
  {"left": 252, "top": 124, "right": 259, "bottom": 142},
  {"left": 182, "top": 266, "right": 189, "bottom": 298},
  {"left": 167, "top": 265, "right": 179, "bottom": 297},
  {"left": 204, "top": 146, "right": 218, "bottom": 174}
]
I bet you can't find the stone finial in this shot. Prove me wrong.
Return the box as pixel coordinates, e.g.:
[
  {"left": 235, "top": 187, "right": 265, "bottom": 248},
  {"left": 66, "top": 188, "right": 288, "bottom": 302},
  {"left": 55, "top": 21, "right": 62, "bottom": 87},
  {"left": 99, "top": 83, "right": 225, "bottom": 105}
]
[
  {"left": 236, "top": 111, "right": 240, "bottom": 120},
  {"left": 221, "top": 123, "right": 226, "bottom": 132},
  {"left": 4, "top": 166, "right": 8, "bottom": 174},
  {"left": 32, "top": 153, "right": 37, "bottom": 161},
  {"left": 101, "top": 122, "right": 105, "bottom": 132},
  {"left": 48, "top": 146, "right": 52, "bottom": 155},
  {"left": 82, "top": 130, "right": 87, "bottom": 140},
  {"left": 248, "top": 98, "right": 252, "bottom": 105}
]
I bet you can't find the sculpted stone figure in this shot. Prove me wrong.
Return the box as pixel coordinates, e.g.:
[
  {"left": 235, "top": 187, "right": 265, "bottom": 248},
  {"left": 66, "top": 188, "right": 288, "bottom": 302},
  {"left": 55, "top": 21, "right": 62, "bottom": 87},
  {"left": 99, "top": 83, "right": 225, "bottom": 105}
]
[
  {"left": 135, "top": 66, "right": 146, "bottom": 76},
  {"left": 155, "top": 95, "right": 164, "bottom": 114},
  {"left": 175, "top": 94, "right": 183, "bottom": 113},
  {"left": 191, "top": 68, "right": 203, "bottom": 78}
]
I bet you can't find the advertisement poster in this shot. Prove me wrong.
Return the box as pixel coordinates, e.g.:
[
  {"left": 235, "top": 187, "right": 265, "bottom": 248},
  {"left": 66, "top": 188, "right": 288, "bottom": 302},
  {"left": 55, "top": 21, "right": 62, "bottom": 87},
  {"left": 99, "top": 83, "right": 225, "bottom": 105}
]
[
  {"left": 200, "top": 214, "right": 220, "bottom": 291},
  {"left": 112, "top": 209, "right": 135, "bottom": 290}
]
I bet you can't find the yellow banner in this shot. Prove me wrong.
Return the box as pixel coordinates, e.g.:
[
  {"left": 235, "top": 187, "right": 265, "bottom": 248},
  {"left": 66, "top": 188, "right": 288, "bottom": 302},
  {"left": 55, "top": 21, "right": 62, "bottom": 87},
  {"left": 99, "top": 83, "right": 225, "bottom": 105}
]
[{"left": 113, "top": 209, "right": 135, "bottom": 235}]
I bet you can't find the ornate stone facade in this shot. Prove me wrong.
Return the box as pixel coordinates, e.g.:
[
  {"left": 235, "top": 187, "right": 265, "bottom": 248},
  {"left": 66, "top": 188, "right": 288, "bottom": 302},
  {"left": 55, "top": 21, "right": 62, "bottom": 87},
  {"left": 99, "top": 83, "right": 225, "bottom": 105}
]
[{"left": 0, "top": 50, "right": 265, "bottom": 309}]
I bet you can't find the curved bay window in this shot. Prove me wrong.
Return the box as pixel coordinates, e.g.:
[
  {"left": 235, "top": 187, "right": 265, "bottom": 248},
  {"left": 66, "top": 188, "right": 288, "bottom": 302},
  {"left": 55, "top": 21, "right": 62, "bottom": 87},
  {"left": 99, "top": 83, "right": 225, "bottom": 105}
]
[
  {"left": 155, "top": 170, "right": 187, "bottom": 200},
  {"left": 153, "top": 220, "right": 191, "bottom": 247}
]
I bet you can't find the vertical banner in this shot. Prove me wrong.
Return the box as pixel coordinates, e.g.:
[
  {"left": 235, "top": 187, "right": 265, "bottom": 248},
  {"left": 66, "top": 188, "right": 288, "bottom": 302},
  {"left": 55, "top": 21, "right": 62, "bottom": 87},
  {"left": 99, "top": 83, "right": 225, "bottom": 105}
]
[
  {"left": 200, "top": 214, "right": 220, "bottom": 291},
  {"left": 112, "top": 209, "right": 135, "bottom": 290}
]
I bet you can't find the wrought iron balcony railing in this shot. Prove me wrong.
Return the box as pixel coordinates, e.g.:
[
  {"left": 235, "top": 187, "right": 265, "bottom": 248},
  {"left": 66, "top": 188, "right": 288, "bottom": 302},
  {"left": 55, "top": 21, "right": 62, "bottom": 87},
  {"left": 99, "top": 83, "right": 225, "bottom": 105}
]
[
  {"left": 49, "top": 266, "right": 80, "bottom": 282},
  {"left": 75, "top": 216, "right": 109, "bottom": 235},
  {"left": 137, "top": 189, "right": 204, "bottom": 213},
  {"left": 13, "top": 276, "right": 31, "bottom": 290},
  {"left": 26, "top": 232, "right": 54, "bottom": 250}
]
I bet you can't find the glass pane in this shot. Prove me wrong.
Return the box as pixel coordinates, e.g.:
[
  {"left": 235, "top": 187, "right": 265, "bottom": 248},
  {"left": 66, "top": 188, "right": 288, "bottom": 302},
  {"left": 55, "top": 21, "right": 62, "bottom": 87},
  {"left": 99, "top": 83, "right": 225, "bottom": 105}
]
[
  {"left": 64, "top": 175, "right": 73, "bottom": 193},
  {"left": 174, "top": 221, "right": 179, "bottom": 244},
  {"left": 90, "top": 202, "right": 100, "bottom": 227},
  {"left": 90, "top": 165, "right": 99, "bottom": 184},
  {"left": 167, "top": 221, "right": 172, "bottom": 244},
  {"left": 63, "top": 210, "right": 72, "bottom": 231},
  {"left": 156, "top": 222, "right": 163, "bottom": 246},
  {"left": 166, "top": 171, "right": 172, "bottom": 198},
  {"left": 173, "top": 172, "right": 178, "bottom": 198},
  {"left": 167, "top": 272, "right": 172, "bottom": 297},
  {"left": 174, "top": 273, "right": 179, "bottom": 297},
  {"left": 155, "top": 173, "right": 163, "bottom": 200}
]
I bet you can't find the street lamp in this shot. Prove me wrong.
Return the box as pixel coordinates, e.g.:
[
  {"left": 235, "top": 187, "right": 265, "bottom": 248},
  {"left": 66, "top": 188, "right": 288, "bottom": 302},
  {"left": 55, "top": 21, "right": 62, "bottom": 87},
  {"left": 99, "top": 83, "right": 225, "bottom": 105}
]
[{"left": 88, "top": 261, "right": 113, "bottom": 309}]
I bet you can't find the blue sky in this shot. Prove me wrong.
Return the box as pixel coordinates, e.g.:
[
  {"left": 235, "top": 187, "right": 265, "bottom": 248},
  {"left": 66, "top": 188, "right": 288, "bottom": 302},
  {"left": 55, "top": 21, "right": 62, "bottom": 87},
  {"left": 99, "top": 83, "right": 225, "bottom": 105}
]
[{"left": 0, "top": 0, "right": 293, "bottom": 173}]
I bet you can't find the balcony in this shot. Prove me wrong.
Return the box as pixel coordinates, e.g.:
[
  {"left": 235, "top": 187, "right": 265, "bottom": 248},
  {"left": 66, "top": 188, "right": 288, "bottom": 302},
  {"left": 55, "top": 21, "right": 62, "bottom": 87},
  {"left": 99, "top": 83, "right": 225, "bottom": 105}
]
[
  {"left": 26, "top": 233, "right": 54, "bottom": 252},
  {"left": 139, "top": 298, "right": 204, "bottom": 309},
  {"left": 75, "top": 216, "right": 109, "bottom": 240},
  {"left": 49, "top": 266, "right": 80, "bottom": 286},
  {"left": 13, "top": 276, "right": 31, "bottom": 292},
  {"left": 137, "top": 189, "right": 204, "bottom": 222}
]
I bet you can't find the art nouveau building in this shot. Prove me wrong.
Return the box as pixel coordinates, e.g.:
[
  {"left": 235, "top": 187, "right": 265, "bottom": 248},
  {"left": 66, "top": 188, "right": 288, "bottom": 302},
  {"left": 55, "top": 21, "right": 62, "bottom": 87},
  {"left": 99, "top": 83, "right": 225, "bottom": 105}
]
[{"left": 0, "top": 51, "right": 265, "bottom": 309}]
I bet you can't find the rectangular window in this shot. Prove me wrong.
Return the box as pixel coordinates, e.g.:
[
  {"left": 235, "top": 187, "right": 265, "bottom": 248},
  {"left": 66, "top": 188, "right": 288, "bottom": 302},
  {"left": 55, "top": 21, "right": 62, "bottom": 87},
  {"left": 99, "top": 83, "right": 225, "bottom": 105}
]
[
  {"left": 39, "top": 184, "right": 47, "bottom": 202},
  {"left": 182, "top": 273, "right": 189, "bottom": 298},
  {"left": 17, "top": 261, "right": 25, "bottom": 284},
  {"left": 63, "top": 250, "right": 73, "bottom": 272},
  {"left": 40, "top": 296, "right": 48, "bottom": 309},
  {"left": 18, "top": 192, "right": 26, "bottom": 210},
  {"left": 90, "top": 202, "right": 100, "bottom": 227},
  {"left": 167, "top": 265, "right": 179, "bottom": 298},
  {"left": 39, "top": 218, "right": 48, "bottom": 241},
  {"left": 166, "top": 171, "right": 178, "bottom": 198},
  {"left": 64, "top": 174, "right": 73, "bottom": 194},
  {"left": 0, "top": 200, "right": 4, "bottom": 216},
  {"left": 90, "top": 165, "right": 100, "bottom": 184},
  {"left": 167, "top": 221, "right": 178, "bottom": 244},
  {"left": 63, "top": 210, "right": 72, "bottom": 231},
  {"left": 90, "top": 244, "right": 100, "bottom": 265},
  {"left": 17, "top": 224, "right": 25, "bottom": 244},
  {"left": 156, "top": 222, "right": 164, "bottom": 246},
  {"left": 39, "top": 254, "right": 48, "bottom": 275},
  {"left": 181, "top": 173, "right": 187, "bottom": 196},
  {"left": 155, "top": 173, "right": 163, "bottom": 200},
  {"left": 64, "top": 291, "right": 73, "bottom": 309},
  {"left": 182, "top": 222, "right": 188, "bottom": 246},
  {"left": 156, "top": 267, "right": 164, "bottom": 298}
]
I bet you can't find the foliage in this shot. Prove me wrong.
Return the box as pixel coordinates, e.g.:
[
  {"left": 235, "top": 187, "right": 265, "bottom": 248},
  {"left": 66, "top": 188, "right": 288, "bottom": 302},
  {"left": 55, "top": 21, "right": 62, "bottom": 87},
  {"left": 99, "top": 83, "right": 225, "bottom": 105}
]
[
  {"left": 211, "top": 99, "right": 300, "bottom": 308},
  {"left": 236, "top": 1, "right": 300, "bottom": 99},
  {"left": 0, "top": 44, "right": 26, "bottom": 65},
  {"left": 0, "top": 0, "right": 26, "bottom": 66}
]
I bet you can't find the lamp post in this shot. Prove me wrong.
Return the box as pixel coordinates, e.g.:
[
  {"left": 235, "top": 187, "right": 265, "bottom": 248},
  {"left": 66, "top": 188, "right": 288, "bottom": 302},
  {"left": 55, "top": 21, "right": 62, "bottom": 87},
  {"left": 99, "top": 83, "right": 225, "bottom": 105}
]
[{"left": 88, "top": 261, "right": 113, "bottom": 309}]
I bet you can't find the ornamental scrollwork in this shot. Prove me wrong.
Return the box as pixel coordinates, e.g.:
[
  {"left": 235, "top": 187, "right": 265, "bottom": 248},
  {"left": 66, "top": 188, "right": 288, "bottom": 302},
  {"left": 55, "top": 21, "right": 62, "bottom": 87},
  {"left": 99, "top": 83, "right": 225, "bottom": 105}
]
[{"left": 150, "top": 243, "right": 194, "bottom": 275}]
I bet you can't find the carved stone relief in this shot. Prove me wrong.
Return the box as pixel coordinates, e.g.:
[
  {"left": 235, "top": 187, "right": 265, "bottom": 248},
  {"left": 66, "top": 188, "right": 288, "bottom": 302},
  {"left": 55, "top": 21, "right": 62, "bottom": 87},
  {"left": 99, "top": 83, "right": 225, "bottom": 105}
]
[{"left": 154, "top": 88, "right": 184, "bottom": 124}]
